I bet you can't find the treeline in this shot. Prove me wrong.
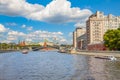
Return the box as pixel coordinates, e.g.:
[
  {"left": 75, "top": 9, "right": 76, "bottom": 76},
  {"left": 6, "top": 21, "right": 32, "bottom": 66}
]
[
  {"left": 0, "top": 43, "right": 41, "bottom": 50},
  {"left": 0, "top": 43, "right": 17, "bottom": 50}
]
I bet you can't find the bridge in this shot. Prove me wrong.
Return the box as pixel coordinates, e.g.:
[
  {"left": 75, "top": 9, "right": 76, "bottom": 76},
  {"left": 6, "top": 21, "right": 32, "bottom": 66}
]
[{"left": 17, "top": 45, "right": 59, "bottom": 51}]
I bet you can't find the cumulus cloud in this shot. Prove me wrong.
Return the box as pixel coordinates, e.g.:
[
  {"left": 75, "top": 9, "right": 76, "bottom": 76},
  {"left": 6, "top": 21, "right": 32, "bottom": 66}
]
[
  {"left": 7, "top": 36, "right": 17, "bottom": 41},
  {"left": 27, "top": 26, "right": 33, "bottom": 31},
  {"left": 22, "top": 30, "right": 65, "bottom": 44},
  {"left": 8, "top": 30, "right": 26, "bottom": 36},
  {"left": 60, "top": 38, "right": 67, "bottom": 42},
  {"left": 27, "top": 30, "right": 63, "bottom": 39},
  {"left": 6, "top": 30, "right": 65, "bottom": 43},
  {"left": 27, "top": 0, "right": 92, "bottom": 23},
  {"left": 0, "top": 24, "right": 7, "bottom": 32},
  {"left": 0, "top": 0, "right": 92, "bottom": 23},
  {"left": 74, "top": 22, "right": 86, "bottom": 28},
  {"left": 7, "top": 30, "right": 26, "bottom": 41},
  {"left": 0, "top": 24, "right": 66, "bottom": 43},
  {"left": 0, "top": 0, "right": 44, "bottom": 16},
  {"left": 21, "top": 24, "right": 26, "bottom": 28},
  {"left": 21, "top": 24, "right": 33, "bottom": 31}
]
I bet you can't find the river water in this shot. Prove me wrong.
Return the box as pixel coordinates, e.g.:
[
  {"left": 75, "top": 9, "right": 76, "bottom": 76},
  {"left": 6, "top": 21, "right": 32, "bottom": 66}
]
[{"left": 0, "top": 51, "right": 120, "bottom": 80}]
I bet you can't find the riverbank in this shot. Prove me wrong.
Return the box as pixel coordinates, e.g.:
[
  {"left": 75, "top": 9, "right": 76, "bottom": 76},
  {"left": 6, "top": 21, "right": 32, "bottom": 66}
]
[
  {"left": 74, "top": 51, "right": 120, "bottom": 58},
  {"left": 0, "top": 50, "right": 18, "bottom": 53}
]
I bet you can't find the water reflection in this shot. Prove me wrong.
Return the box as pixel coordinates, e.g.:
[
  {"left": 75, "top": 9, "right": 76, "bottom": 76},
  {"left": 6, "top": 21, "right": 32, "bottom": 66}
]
[
  {"left": 71, "top": 54, "right": 120, "bottom": 80},
  {"left": 0, "top": 51, "right": 120, "bottom": 80},
  {"left": 87, "top": 56, "right": 107, "bottom": 80},
  {"left": 105, "top": 60, "right": 120, "bottom": 80},
  {"left": 0, "top": 51, "right": 74, "bottom": 80},
  {"left": 71, "top": 54, "right": 89, "bottom": 80}
]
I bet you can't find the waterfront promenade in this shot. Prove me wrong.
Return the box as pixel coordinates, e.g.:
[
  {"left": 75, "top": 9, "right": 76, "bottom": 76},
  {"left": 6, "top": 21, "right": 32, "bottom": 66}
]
[
  {"left": 1, "top": 49, "right": 120, "bottom": 58},
  {"left": 75, "top": 51, "right": 120, "bottom": 57}
]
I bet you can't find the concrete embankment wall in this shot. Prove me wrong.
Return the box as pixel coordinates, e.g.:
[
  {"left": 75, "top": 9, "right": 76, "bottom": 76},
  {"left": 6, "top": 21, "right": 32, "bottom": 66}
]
[
  {"left": 79, "top": 50, "right": 120, "bottom": 53},
  {"left": 75, "top": 50, "right": 120, "bottom": 57}
]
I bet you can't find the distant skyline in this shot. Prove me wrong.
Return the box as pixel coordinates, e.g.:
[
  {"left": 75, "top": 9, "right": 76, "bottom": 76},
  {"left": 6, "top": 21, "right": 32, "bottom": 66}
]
[{"left": 0, "top": 0, "right": 120, "bottom": 44}]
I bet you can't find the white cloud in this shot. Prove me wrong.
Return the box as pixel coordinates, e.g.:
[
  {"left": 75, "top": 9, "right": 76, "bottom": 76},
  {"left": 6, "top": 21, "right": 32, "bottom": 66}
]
[
  {"left": 21, "top": 24, "right": 26, "bottom": 28},
  {"left": 0, "top": 0, "right": 44, "bottom": 16},
  {"left": 0, "top": 24, "right": 7, "bottom": 32},
  {"left": 60, "top": 38, "right": 67, "bottom": 43},
  {"left": 28, "top": 30, "right": 63, "bottom": 38},
  {"left": 27, "top": 26, "right": 33, "bottom": 31},
  {"left": 25, "top": 38, "right": 32, "bottom": 42},
  {"left": 0, "top": 24, "right": 72, "bottom": 44},
  {"left": 24, "top": 30, "right": 65, "bottom": 43},
  {"left": 21, "top": 24, "right": 33, "bottom": 31},
  {"left": 57, "top": 32, "right": 63, "bottom": 35},
  {"left": 7, "top": 36, "right": 17, "bottom": 41},
  {"left": 0, "top": 0, "right": 92, "bottom": 24},
  {"left": 69, "top": 32, "right": 73, "bottom": 37},
  {"left": 6, "top": 29, "right": 65, "bottom": 44},
  {"left": 8, "top": 30, "right": 25, "bottom": 36},
  {"left": 27, "top": 0, "right": 92, "bottom": 23},
  {"left": 5, "top": 22, "right": 17, "bottom": 26},
  {"left": 74, "top": 22, "right": 86, "bottom": 28}
]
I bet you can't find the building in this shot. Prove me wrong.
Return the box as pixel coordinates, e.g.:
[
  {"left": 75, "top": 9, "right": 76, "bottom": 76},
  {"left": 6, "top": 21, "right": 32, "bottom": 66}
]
[
  {"left": 39, "top": 42, "right": 54, "bottom": 46},
  {"left": 73, "top": 27, "right": 86, "bottom": 49},
  {"left": 87, "top": 11, "right": 120, "bottom": 44},
  {"left": 19, "top": 41, "right": 26, "bottom": 46},
  {"left": 86, "top": 11, "right": 120, "bottom": 50},
  {"left": 73, "top": 31, "right": 77, "bottom": 48},
  {"left": 77, "top": 33, "right": 87, "bottom": 50}
]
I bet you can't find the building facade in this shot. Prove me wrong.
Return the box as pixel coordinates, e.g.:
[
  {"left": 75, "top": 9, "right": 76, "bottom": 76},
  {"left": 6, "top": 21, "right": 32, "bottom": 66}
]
[
  {"left": 73, "top": 27, "right": 86, "bottom": 49},
  {"left": 86, "top": 11, "right": 120, "bottom": 45},
  {"left": 86, "top": 11, "right": 120, "bottom": 50},
  {"left": 77, "top": 33, "right": 87, "bottom": 50}
]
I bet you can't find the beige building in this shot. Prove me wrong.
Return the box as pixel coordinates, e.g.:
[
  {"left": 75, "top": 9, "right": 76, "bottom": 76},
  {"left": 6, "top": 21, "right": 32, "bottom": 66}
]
[
  {"left": 86, "top": 11, "right": 120, "bottom": 45},
  {"left": 77, "top": 33, "right": 87, "bottom": 49},
  {"left": 39, "top": 42, "right": 54, "bottom": 46},
  {"left": 73, "top": 27, "right": 86, "bottom": 49}
]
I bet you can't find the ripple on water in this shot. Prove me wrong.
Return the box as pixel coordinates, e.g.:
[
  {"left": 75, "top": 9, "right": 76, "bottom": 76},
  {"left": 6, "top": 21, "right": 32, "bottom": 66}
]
[{"left": 0, "top": 51, "right": 120, "bottom": 80}]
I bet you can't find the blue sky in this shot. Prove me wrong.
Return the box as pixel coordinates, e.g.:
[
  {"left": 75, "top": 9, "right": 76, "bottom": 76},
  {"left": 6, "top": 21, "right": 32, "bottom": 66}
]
[{"left": 0, "top": 0, "right": 120, "bottom": 44}]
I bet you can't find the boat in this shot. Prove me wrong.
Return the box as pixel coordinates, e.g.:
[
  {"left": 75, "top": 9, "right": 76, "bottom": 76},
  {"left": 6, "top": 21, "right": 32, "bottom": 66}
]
[
  {"left": 58, "top": 49, "right": 66, "bottom": 53},
  {"left": 32, "top": 48, "right": 40, "bottom": 51},
  {"left": 69, "top": 48, "right": 76, "bottom": 54},
  {"left": 108, "top": 55, "right": 117, "bottom": 61},
  {"left": 21, "top": 49, "right": 28, "bottom": 54},
  {"left": 95, "top": 55, "right": 117, "bottom": 61}
]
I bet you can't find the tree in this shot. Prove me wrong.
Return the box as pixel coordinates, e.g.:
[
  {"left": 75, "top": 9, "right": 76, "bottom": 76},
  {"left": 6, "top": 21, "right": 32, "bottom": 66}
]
[{"left": 103, "top": 28, "right": 120, "bottom": 50}]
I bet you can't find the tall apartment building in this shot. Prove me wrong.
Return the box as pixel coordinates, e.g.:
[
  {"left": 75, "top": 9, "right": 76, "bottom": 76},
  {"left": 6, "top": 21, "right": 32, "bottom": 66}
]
[
  {"left": 86, "top": 11, "right": 120, "bottom": 45},
  {"left": 73, "top": 27, "right": 86, "bottom": 49}
]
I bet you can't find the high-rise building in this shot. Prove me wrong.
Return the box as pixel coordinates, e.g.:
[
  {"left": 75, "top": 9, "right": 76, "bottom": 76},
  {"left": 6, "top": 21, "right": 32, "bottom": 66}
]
[{"left": 86, "top": 11, "right": 120, "bottom": 45}]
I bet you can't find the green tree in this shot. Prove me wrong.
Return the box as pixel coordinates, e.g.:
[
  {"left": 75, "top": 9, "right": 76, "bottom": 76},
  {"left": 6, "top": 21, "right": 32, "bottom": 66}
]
[{"left": 103, "top": 28, "right": 120, "bottom": 50}]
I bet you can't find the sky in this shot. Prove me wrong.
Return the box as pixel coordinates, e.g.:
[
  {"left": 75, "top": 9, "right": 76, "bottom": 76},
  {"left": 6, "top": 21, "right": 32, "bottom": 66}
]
[{"left": 0, "top": 0, "right": 120, "bottom": 44}]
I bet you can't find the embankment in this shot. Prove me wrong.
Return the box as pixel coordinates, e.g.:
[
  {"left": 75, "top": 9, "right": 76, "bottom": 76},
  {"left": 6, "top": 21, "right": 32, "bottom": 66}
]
[{"left": 75, "top": 51, "right": 120, "bottom": 57}]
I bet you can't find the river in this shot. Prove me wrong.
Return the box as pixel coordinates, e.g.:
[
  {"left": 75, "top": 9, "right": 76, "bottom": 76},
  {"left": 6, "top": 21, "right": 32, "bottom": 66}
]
[{"left": 0, "top": 51, "right": 120, "bottom": 80}]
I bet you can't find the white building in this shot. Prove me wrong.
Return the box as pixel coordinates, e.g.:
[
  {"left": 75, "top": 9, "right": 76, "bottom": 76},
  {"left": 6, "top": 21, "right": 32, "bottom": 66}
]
[
  {"left": 73, "top": 28, "right": 86, "bottom": 49},
  {"left": 86, "top": 11, "right": 120, "bottom": 45}
]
